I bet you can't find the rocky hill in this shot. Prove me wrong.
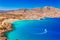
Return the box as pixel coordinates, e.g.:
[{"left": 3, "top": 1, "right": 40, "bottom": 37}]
[{"left": 0, "top": 6, "right": 60, "bottom": 20}]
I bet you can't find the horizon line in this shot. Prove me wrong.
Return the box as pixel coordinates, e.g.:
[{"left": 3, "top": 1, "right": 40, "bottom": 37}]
[{"left": 0, "top": 6, "right": 60, "bottom": 11}]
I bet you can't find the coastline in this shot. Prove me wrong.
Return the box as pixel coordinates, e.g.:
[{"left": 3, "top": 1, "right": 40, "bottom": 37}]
[
  {"left": 0, "top": 6, "right": 60, "bottom": 40},
  {"left": 0, "top": 19, "right": 19, "bottom": 40},
  {"left": 5, "top": 17, "right": 60, "bottom": 40},
  {"left": 0, "top": 17, "right": 60, "bottom": 40}
]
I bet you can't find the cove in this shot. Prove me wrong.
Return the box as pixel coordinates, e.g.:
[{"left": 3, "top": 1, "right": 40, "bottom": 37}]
[{"left": 6, "top": 18, "right": 60, "bottom": 40}]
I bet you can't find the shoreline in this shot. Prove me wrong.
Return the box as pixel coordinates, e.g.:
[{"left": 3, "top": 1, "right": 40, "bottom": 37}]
[
  {"left": 5, "top": 17, "right": 60, "bottom": 40},
  {"left": 0, "top": 17, "right": 60, "bottom": 40},
  {"left": 0, "top": 19, "right": 19, "bottom": 40},
  {"left": 0, "top": 6, "right": 60, "bottom": 40}
]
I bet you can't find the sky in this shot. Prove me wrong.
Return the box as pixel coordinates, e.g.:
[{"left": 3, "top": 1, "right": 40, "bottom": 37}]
[{"left": 0, "top": 0, "right": 60, "bottom": 10}]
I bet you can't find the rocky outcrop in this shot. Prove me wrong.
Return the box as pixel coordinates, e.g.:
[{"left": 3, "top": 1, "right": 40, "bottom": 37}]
[
  {"left": 0, "top": 19, "right": 19, "bottom": 40},
  {"left": 0, "top": 21, "right": 12, "bottom": 40},
  {"left": 0, "top": 37, "right": 7, "bottom": 40}
]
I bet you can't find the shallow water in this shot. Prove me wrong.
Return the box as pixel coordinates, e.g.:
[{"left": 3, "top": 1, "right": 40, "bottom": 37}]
[{"left": 6, "top": 18, "right": 60, "bottom": 40}]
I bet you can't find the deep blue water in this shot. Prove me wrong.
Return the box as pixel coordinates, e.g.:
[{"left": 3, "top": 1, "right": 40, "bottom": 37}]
[{"left": 6, "top": 18, "right": 60, "bottom": 40}]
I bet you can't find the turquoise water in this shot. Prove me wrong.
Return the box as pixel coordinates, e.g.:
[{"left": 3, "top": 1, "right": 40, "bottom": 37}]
[{"left": 7, "top": 18, "right": 60, "bottom": 40}]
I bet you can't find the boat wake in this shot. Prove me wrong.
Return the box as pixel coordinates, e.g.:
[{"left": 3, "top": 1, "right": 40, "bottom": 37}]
[{"left": 34, "top": 29, "right": 47, "bottom": 34}]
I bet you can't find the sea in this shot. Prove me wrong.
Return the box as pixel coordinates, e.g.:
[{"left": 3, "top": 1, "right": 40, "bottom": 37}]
[{"left": 6, "top": 18, "right": 60, "bottom": 40}]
